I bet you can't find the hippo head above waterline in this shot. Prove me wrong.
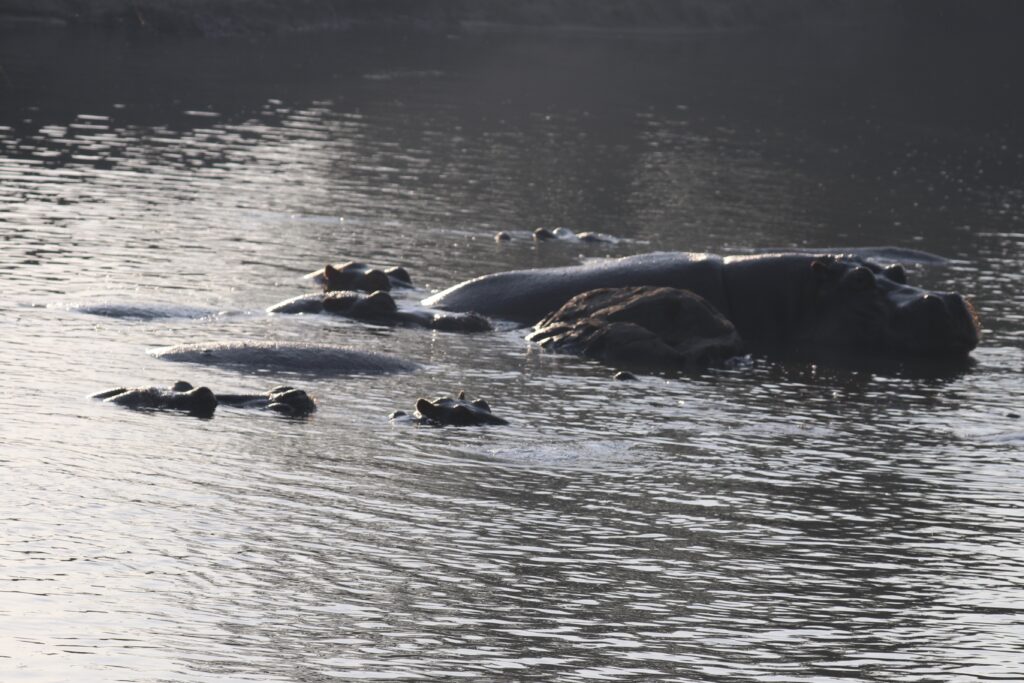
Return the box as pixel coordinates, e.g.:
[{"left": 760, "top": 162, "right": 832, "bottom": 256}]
[
  {"left": 390, "top": 391, "right": 509, "bottom": 426},
  {"left": 784, "top": 255, "right": 980, "bottom": 358}
]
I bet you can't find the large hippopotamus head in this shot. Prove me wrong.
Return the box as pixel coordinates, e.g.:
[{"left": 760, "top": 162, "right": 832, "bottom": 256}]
[{"left": 787, "top": 255, "right": 980, "bottom": 358}]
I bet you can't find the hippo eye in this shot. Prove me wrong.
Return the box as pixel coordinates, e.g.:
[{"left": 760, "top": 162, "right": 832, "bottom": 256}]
[
  {"left": 844, "top": 266, "right": 876, "bottom": 291},
  {"left": 883, "top": 263, "right": 907, "bottom": 284}
]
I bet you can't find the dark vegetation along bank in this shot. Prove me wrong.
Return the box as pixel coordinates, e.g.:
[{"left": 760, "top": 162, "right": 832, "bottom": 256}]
[{"left": 2, "top": 0, "right": 1023, "bottom": 36}]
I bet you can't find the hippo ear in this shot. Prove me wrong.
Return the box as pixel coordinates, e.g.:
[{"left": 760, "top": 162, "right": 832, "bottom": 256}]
[
  {"left": 386, "top": 266, "right": 412, "bottom": 285},
  {"left": 810, "top": 259, "right": 831, "bottom": 280},
  {"left": 323, "top": 264, "right": 340, "bottom": 291},
  {"left": 457, "top": 390, "right": 466, "bottom": 400},
  {"left": 844, "top": 266, "right": 877, "bottom": 291},
  {"left": 415, "top": 398, "right": 435, "bottom": 416},
  {"left": 472, "top": 398, "right": 491, "bottom": 412},
  {"left": 363, "top": 269, "right": 392, "bottom": 293},
  {"left": 883, "top": 263, "right": 908, "bottom": 284},
  {"left": 363, "top": 290, "right": 398, "bottom": 313}
]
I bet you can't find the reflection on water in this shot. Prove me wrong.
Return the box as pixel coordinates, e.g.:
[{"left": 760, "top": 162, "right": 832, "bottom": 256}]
[{"left": 2, "top": 22, "right": 1023, "bottom": 682}]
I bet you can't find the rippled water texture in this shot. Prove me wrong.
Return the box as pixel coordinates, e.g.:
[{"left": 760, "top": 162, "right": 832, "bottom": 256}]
[{"left": 2, "top": 24, "right": 1023, "bottom": 682}]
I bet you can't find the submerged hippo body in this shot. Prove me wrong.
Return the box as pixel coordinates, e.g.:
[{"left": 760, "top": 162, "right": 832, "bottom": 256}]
[
  {"left": 268, "top": 290, "right": 491, "bottom": 332},
  {"left": 70, "top": 302, "right": 221, "bottom": 320},
  {"left": 424, "top": 251, "right": 980, "bottom": 358},
  {"left": 91, "top": 381, "right": 316, "bottom": 417},
  {"left": 149, "top": 341, "right": 419, "bottom": 375}
]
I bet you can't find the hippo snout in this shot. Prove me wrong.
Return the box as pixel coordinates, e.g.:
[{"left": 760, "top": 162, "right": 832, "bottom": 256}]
[{"left": 895, "top": 291, "right": 980, "bottom": 354}]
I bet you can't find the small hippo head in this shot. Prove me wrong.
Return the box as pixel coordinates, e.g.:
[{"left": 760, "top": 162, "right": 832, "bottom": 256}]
[
  {"left": 264, "top": 386, "right": 317, "bottom": 417},
  {"left": 179, "top": 385, "right": 219, "bottom": 417},
  {"left": 321, "top": 289, "right": 398, "bottom": 319},
  {"left": 323, "top": 262, "right": 392, "bottom": 293},
  {"left": 802, "top": 255, "right": 980, "bottom": 357},
  {"left": 414, "top": 390, "right": 508, "bottom": 426},
  {"left": 384, "top": 266, "right": 413, "bottom": 287}
]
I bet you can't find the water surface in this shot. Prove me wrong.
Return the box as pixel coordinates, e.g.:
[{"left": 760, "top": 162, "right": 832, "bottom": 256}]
[{"left": 2, "top": 24, "right": 1023, "bottom": 682}]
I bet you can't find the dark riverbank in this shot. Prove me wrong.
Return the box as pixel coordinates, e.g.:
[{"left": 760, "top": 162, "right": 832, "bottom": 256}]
[{"left": 2, "top": 0, "right": 1022, "bottom": 37}]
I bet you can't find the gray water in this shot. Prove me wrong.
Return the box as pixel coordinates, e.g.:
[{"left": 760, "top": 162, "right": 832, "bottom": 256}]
[{"left": 2, "top": 24, "right": 1023, "bottom": 682}]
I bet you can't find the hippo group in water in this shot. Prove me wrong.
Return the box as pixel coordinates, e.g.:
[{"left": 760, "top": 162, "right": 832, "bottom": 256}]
[{"left": 81, "top": 246, "right": 982, "bottom": 426}]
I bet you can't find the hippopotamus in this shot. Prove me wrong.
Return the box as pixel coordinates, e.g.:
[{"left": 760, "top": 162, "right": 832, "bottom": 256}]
[
  {"left": 423, "top": 251, "right": 980, "bottom": 358},
  {"left": 215, "top": 385, "right": 317, "bottom": 416},
  {"left": 91, "top": 381, "right": 316, "bottom": 417},
  {"left": 390, "top": 391, "right": 509, "bottom": 426},
  {"left": 91, "top": 381, "right": 219, "bottom": 416},
  {"left": 149, "top": 341, "right": 419, "bottom": 375},
  {"left": 268, "top": 290, "right": 491, "bottom": 332},
  {"left": 527, "top": 286, "right": 744, "bottom": 371},
  {"left": 305, "top": 262, "right": 413, "bottom": 292},
  {"left": 69, "top": 302, "right": 222, "bottom": 320},
  {"left": 533, "top": 227, "right": 618, "bottom": 243}
]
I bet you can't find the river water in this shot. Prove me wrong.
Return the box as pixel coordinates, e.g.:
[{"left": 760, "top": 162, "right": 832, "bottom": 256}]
[{"left": 2, "top": 23, "right": 1023, "bottom": 682}]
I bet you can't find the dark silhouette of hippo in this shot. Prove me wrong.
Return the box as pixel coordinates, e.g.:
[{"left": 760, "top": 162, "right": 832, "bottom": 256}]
[
  {"left": 305, "top": 262, "right": 413, "bottom": 292},
  {"left": 90, "top": 381, "right": 316, "bottom": 417},
  {"left": 268, "top": 290, "right": 491, "bottom": 332},
  {"left": 423, "top": 251, "right": 980, "bottom": 359},
  {"left": 532, "top": 227, "right": 618, "bottom": 243},
  {"left": 215, "top": 386, "right": 317, "bottom": 416},
  {"left": 390, "top": 391, "right": 508, "bottom": 426},
  {"left": 149, "top": 341, "right": 419, "bottom": 376},
  {"left": 528, "top": 286, "right": 743, "bottom": 371}
]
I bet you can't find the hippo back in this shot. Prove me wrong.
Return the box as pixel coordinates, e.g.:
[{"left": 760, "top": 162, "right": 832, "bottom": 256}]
[{"left": 423, "top": 252, "right": 726, "bottom": 326}]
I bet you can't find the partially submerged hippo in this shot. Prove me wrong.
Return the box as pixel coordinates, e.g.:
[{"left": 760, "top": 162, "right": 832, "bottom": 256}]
[
  {"left": 305, "top": 262, "right": 413, "bottom": 292},
  {"left": 268, "top": 290, "right": 491, "bottom": 332},
  {"left": 533, "top": 227, "right": 618, "bottom": 243},
  {"left": 424, "top": 251, "right": 980, "bottom": 359},
  {"left": 390, "top": 391, "right": 508, "bottom": 426},
  {"left": 69, "top": 302, "right": 221, "bottom": 320},
  {"left": 215, "top": 385, "right": 317, "bottom": 416},
  {"left": 91, "top": 381, "right": 316, "bottom": 417},
  {"left": 91, "top": 381, "right": 219, "bottom": 416},
  {"left": 149, "top": 341, "right": 419, "bottom": 375},
  {"left": 528, "top": 286, "right": 743, "bottom": 371}
]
